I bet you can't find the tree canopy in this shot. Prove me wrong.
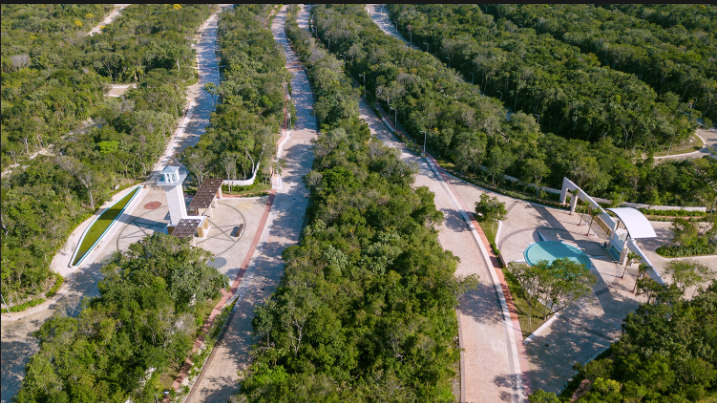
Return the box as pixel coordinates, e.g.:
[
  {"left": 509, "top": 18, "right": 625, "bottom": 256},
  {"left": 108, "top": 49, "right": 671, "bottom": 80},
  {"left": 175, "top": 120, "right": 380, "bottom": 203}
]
[
  {"left": 181, "top": 5, "right": 288, "bottom": 186},
  {"left": 532, "top": 281, "right": 717, "bottom": 402},
  {"left": 234, "top": 6, "right": 476, "bottom": 402},
  {"left": 309, "top": 4, "right": 716, "bottom": 210},
  {"left": 1, "top": 4, "right": 213, "bottom": 306},
  {"left": 14, "top": 233, "right": 228, "bottom": 403}
]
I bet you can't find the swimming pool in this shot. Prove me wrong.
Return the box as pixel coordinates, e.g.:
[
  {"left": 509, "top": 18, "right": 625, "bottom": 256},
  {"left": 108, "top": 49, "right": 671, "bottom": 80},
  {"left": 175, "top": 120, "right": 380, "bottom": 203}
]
[{"left": 524, "top": 241, "right": 591, "bottom": 268}]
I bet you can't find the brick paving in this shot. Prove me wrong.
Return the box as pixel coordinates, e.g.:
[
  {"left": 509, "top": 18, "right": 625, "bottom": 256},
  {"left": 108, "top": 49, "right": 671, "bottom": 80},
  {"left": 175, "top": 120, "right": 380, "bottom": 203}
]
[{"left": 184, "top": 6, "right": 317, "bottom": 402}]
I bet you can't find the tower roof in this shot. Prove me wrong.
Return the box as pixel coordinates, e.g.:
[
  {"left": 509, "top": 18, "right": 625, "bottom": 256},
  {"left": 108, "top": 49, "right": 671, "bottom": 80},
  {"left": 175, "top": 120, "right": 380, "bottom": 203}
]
[{"left": 188, "top": 178, "right": 224, "bottom": 210}]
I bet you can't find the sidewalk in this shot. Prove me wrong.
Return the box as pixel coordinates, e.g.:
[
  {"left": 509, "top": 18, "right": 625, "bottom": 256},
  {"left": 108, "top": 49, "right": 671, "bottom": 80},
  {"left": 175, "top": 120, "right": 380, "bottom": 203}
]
[
  {"left": 368, "top": 96, "right": 530, "bottom": 402},
  {"left": 182, "top": 6, "right": 318, "bottom": 402}
]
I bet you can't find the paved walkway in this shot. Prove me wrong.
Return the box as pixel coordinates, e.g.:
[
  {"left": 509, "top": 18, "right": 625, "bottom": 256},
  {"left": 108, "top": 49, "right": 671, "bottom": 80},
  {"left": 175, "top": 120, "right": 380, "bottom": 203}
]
[
  {"left": 654, "top": 128, "right": 717, "bottom": 161},
  {"left": 445, "top": 176, "right": 647, "bottom": 393},
  {"left": 637, "top": 221, "right": 717, "bottom": 297},
  {"left": 185, "top": 6, "right": 317, "bottom": 402},
  {"left": 0, "top": 8, "right": 227, "bottom": 403},
  {"left": 363, "top": 5, "right": 528, "bottom": 402}
]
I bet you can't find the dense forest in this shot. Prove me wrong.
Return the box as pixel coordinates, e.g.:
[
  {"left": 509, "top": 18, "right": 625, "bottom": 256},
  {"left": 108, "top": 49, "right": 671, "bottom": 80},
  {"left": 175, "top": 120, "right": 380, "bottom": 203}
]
[
  {"left": 531, "top": 281, "right": 717, "bottom": 402},
  {"left": 13, "top": 234, "right": 228, "bottom": 403},
  {"left": 181, "top": 4, "right": 288, "bottom": 185},
  {"left": 1, "top": 5, "right": 213, "bottom": 307},
  {"left": 488, "top": 4, "right": 717, "bottom": 125},
  {"left": 388, "top": 4, "right": 696, "bottom": 149},
  {"left": 312, "top": 5, "right": 716, "bottom": 209},
  {"left": 235, "top": 6, "right": 476, "bottom": 402}
]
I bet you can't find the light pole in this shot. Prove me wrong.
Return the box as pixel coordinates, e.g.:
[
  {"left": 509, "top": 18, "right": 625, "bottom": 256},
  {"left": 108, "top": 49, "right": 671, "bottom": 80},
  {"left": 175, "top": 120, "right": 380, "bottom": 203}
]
[
  {"left": 390, "top": 107, "right": 398, "bottom": 128},
  {"left": 394, "top": 21, "right": 398, "bottom": 32},
  {"left": 421, "top": 131, "right": 427, "bottom": 156},
  {"left": 1, "top": 293, "right": 12, "bottom": 318},
  {"left": 424, "top": 42, "right": 429, "bottom": 53},
  {"left": 359, "top": 73, "right": 365, "bottom": 86},
  {"left": 497, "top": 90, "right": 503, "bottom": 102},
  {"left": 666, "top": 131, "right": 676, "bottom": 156}
]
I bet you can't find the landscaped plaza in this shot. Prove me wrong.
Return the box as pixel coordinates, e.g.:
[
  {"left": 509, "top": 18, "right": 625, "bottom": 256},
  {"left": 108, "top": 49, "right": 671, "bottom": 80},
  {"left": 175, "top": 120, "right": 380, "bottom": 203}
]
[
  {"left": 2, "top": 4, "right": 716, "bottom": 403},
  {"left": 446, "top": 174, "right": 717, "bottom": 393}
]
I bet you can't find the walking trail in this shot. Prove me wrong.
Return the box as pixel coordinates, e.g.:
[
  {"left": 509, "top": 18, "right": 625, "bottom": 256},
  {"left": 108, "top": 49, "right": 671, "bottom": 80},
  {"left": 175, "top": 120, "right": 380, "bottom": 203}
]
[
  {"left": 362, "top": 4, "right": 529, "bottom": 402},
  {"left": 88, "top": 4, "right": 130, "bottom": 36},
  {"left": 0, "top": 7, "right": 227, "bottom": 402},
  {"left": 183, "top": 6, "right": 317, "bottom": 402}
]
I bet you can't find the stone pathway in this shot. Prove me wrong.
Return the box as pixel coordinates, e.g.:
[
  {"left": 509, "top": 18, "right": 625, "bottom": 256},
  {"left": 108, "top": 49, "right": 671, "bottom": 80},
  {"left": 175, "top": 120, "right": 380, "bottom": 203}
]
[
  {"left": 184, "top": 6, "right": 317, "bottom": 402},
  {"left": 0, "top": 8, "right": 228, "bottom": 402}
]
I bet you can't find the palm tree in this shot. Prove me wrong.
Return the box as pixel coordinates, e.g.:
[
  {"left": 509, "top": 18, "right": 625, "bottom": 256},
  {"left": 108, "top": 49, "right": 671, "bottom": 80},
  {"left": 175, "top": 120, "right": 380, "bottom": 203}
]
[
  {"left": 633, "top": 263, "right": 651, "bottom": 293},
  {"left": 586, "top": 207, "right": 601, "bottom": 236},
  {"left": 621, "top": 251, "right": 641, "bottom": 279}
]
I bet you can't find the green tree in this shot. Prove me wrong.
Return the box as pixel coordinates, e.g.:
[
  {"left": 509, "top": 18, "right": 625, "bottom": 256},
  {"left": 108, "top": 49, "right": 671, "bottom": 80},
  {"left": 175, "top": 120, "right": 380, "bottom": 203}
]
[
  {"left": 475, "top": 193, "right": 507, "bottom": 227},
  {"left": 665, "top": 259, "right": 713, "bottom": 296},
  {"left": 204, "top": 82, "right": 219, "bottom": 106}
]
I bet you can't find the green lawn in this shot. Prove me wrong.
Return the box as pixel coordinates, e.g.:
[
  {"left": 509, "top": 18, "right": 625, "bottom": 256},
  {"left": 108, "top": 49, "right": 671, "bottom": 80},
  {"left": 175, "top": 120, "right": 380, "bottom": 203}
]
[
  {"left": 73, "top": 187, "right": 139, "bottom": 265},
  {"left": 475, "top": 219, "right": 548, "bottom": 339},
  {"left": 502, "top": 269, "right": 548, "bottom": 339},
  {"left": 222, "top": 180, "right": 272, "bottom": 196}
]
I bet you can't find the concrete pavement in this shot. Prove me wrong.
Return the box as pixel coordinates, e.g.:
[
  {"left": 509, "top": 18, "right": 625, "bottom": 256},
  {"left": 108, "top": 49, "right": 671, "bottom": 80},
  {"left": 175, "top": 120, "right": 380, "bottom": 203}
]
[
  {"left": 185, "top": 6, "right": 317, "bottom": 402},
  {"left": 0, "top": 8, "right": 227, "bottom": 403},
  {"left": 654, "top": 128, "right": 717, "bottom": 161},
  {"left": 362, "top": 5, "right": 528, "bottom": 402}
]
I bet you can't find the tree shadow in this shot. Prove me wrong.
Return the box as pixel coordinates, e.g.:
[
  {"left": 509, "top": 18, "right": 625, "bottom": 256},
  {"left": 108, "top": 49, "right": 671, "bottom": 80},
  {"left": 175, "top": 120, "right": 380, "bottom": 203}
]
[
  {"left": 0, "top": 340, "right": 39, "bottom": 403},
  {"left": 459, "top": 282, "right": 504, "bottom": 326},
  {"left": 492, "top": 372, "right": 524, "bottom": 402}
]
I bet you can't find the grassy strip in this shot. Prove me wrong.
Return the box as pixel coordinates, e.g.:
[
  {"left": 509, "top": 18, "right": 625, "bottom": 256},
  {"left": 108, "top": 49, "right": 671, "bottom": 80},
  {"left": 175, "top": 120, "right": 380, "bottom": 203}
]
[
  {"left": 72, "top": 187, "right": 139, "bottom": 265},
  {"left": 9, "top": 298, "right": 45, "bottom": 312},
  {"left": 221, "top": 181, "right": 271, "bottom": 196},
  {"left": 475, "top": 220, "right": 547, "bottom": 338},
  {"left": 7, "top": 272, "right": 65, "bottom": 312},
  {"left": 652, "top": 134, "right": 704, "bottom": 157},
  {"left": 502, "top": 270, "right": 548, "bottom": 339}
]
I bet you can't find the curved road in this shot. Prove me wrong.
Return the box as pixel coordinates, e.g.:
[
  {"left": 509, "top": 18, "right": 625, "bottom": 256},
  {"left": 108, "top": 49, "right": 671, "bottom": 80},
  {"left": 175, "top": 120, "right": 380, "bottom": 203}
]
[
  {"left": 184, "top": 6, "right": 318, "bottom": 402},
  {"left": 364, "top": 4, "right": 527, "bottom": 402},
  {"left": 654, "top": 128, "right": 717, "bottom": 161},
  {"left": 0, "top": 8, "right": 226, "bottom": 403}
]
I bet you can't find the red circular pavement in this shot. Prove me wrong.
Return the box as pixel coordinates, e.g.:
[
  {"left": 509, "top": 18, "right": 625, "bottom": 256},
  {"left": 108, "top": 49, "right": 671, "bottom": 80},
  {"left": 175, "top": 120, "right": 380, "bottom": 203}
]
[{"left": 144, "top": 201, "right": 161, "bottom": 210}]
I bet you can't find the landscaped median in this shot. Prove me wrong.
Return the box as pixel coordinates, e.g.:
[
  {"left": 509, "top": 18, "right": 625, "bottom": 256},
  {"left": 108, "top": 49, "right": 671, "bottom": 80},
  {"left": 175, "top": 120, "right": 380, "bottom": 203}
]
[{"left": 71, "top": 186, "right": 141, "bottom": 266}]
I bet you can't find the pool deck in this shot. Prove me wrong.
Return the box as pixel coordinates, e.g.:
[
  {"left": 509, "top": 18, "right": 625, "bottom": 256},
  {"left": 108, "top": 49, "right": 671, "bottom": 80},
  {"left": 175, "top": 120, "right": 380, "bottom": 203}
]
[{"left": 446, "top": 174, "right": 649, "bottom": 394}]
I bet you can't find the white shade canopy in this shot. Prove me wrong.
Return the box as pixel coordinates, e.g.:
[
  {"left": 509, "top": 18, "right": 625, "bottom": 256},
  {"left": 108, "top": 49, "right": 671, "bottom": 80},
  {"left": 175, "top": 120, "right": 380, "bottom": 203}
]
[{"left": 607, "top": 208, "right": 657, "bottom": 239}]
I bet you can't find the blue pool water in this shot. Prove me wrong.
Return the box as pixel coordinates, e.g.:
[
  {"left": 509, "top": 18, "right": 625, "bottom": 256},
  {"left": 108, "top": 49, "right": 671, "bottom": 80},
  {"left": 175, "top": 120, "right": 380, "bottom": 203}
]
[{"left": 524, "top": 241, "right": 591, "bottom": 268}]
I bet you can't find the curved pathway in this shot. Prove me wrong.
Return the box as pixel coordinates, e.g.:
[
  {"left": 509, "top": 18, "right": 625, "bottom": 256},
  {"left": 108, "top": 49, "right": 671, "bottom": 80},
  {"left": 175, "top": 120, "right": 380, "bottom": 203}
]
[
  {"left": 363, "top": 5, "right": 528, "bottom": 402},
  {"left": 654, "top": 128, "right": 717, "bottom": 161},
  {"left": 0, "top": 8, "right": 227, "bottom": 402},
  {"left": 184, "top": 6, "right": 318, "bottom": 402}
]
